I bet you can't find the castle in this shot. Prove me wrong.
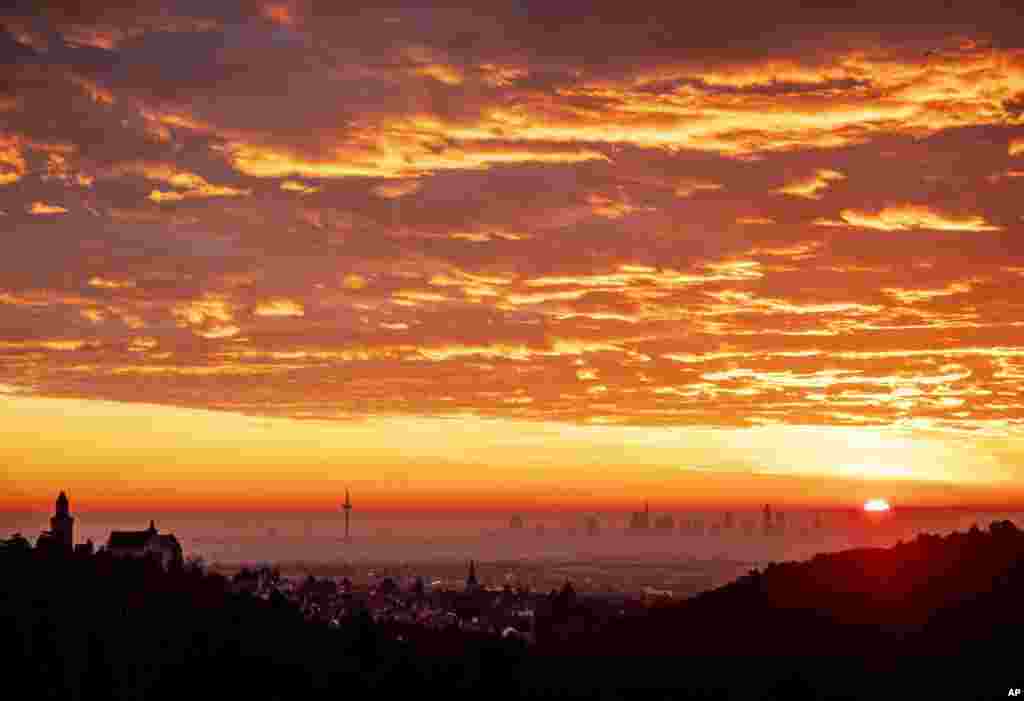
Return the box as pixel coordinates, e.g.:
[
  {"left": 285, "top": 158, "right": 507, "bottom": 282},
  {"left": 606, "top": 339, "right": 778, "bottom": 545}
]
[
  {"left": 107, "top": 520, "right": 183, "bottom": 569},
  {"left": 36, "top": 491, "right": 74, "bottom": 551},
  {"left": 35, "top": 492, "right": 183, "bottom": 568}
]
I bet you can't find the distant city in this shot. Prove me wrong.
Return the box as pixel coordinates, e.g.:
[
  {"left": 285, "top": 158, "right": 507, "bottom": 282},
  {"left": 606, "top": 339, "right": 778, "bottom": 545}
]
[{"left": 7, "top": 487, "right": 919, "bottom": 615}]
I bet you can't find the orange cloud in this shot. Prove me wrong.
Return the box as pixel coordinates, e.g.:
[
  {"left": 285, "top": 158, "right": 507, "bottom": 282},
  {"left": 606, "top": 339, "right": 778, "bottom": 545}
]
[
  {"left": 172, "top": 295, "right": 240, "bottom": 338},
  {"left": 120, "top": 163, "right": 251, "bottom": 202},
  {"left": 775, "top": 169, "right": 845, "bottom": 199},
  {"left": 262, "top": 3, "right": 296, "bottom": 26},
  {"left": 674, "top": 178, "right": 723, "bottom": 197},
  {"left": 280, "top": 180, "right": 321, "bottom": 194},
  {"left": 586, "top": 192, "right": 655, "bottom": 219},
  {"left": 372, "top": 180, "right": 422, "bottom": 198},
  {"left": 29, "top": 202, "right": 69, "bottom": 215},
  {"left": 882, "top": 281, "right": 973, "bottom": 303},
  {"left": 88, "top": 276, "right": 136, "bottom": 289},
  {"left": 225, "top": 138, "right": 608, "bottom": 180},
  {"left": 826, "top": 205, "right": 1001, "bottom": 232},
  {"left": 68, "top": 74, "right": 116, "bottom": 105},
  {"left": 253, "top": 299, "right": 305, "bottom": 317},
  {"left": 1010, "top": 138, "right": 1024, "bottom": 157},
  {"left": 0, "top": 136, "right": 26, "bottom": 185}
]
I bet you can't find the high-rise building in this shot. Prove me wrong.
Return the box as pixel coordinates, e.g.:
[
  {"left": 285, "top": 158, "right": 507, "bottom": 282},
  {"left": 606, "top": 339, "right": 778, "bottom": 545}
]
[
  {"left": 654, "top": 513, "right": 675, "bottom": 531},
  {"left": 510, "top": 514, "right": 525, "bottom": 530},
  {"left": 629, "top": 500, "right": 651, "bottom": 530},
  {"left": 466, "top": 560, "right": 481, "bottom": 593},
  {"left": 763, "top": 504, "right": 773, "bottom": 535}
]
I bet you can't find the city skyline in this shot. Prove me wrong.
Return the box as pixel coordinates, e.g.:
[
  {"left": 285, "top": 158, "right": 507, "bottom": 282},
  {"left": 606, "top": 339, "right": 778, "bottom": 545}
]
[{"left": 3, "top": 4, "right": 1024, "bottom": 511}]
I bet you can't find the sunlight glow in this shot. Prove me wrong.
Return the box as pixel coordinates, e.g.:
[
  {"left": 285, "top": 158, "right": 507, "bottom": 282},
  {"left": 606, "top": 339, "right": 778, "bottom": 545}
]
[{"left": 864, "top": 498, "right": 892, "bottom": 512}]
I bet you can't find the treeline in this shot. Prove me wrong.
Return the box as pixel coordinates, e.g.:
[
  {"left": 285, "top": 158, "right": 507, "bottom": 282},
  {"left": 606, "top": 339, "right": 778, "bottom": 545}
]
[{"left": 3, "top": 523, "right": 1024, "bottom": 699}]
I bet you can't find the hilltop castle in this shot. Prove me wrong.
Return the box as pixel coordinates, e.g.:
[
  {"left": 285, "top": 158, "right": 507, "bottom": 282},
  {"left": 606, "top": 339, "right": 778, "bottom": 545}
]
[
  {"left": 36, "top": 491, "right": 74, "bottom": 551},
  {"left": 107, "top": 520, "right": 183, "bottom": 569}
]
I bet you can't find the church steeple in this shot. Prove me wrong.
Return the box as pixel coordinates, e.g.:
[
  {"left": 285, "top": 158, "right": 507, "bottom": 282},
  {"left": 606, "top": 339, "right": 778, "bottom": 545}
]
[
  {"left": 148, "top": 520, "right": 157, "bottom": 533},
  {"left": 466, "top": 560, "right": 480, "bottom": 592},
  {"left": 56, "top": 491, "right": 69, "bottom": 517}
]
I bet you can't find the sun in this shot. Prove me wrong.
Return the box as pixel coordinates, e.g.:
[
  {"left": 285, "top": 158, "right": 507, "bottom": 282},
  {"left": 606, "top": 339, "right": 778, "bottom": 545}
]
[{"left": 863, "top": 498, "right": 891, "bottom": 512}]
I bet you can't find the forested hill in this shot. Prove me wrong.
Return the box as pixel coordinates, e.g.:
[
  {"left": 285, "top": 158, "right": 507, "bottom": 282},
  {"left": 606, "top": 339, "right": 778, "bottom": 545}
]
[{"left": 3, "top": 522, "right": 1023, "bottom": 699}]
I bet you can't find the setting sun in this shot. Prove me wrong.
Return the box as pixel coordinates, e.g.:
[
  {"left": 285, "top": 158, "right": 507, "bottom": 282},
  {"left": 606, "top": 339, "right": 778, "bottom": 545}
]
[{"left": 864, "top": 498, "right": 892, "bottom": 512}]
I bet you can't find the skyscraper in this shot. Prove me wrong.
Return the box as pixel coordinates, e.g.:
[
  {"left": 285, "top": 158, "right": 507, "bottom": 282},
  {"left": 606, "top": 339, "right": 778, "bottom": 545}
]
[
  {"left": 629, "top": 500, "right": 651, "bottom": 530},
  {"left": 466, "top": 560, "right": 481, "bottom": 593}
]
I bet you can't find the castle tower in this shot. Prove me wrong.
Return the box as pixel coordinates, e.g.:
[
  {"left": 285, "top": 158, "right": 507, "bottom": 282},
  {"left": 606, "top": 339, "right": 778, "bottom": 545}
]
[{"left": 50, "top": 491, "right": 74, "bottom": 549}]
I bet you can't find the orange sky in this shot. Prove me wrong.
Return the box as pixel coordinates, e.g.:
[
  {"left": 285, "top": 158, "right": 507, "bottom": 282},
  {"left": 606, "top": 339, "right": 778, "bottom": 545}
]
[{"left": 2, "top": 4, "right": 1024, "bottom": 512}]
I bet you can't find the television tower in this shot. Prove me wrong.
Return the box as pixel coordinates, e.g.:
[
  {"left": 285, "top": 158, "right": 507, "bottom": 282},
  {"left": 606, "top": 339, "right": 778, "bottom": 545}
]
[{"left": 342, "top": 489, "right": 352, "bottom": 541}]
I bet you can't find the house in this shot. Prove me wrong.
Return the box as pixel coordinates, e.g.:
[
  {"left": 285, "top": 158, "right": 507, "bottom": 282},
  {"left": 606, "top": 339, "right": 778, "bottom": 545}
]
[{"left": 106, "top": 520, "right": 183, "bottom": 568}]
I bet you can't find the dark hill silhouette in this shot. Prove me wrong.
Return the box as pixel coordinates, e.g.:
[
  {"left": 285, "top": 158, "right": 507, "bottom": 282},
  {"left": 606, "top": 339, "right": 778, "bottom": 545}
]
[{"left": 3, "top": 522, "right": 1023, "bottom": 699}]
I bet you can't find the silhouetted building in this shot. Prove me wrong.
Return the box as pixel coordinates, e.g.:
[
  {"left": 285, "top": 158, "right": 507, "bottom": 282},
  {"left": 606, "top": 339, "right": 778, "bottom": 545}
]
[
  {"left": 1, "top": 533, "right": 31, "bottom": 552},
  {"left": 465, "top": 560, "right": 481, "bottom": 593},
  {"left": 629, "top": 501, "right": 651, "bottom": 531},
  {"left": 37, "top": 492, "right": 74, "bottom": 551},
  {"left": 654, "top": 513, "right": 675, "bottom": 531},
  {"left": 776, "top": 510, "right": 786, "bottom": 533},
  {"left": 586, "top": 515, "right": 600, "bottom": 536},
  {"left": 814, "top": 512, "right": 824, "bottom": 529},
  {"left": 107, "top": 520, "right": 183, "bottom": 568},
  {"left": 763, "top": 504, "right": 773, "bottom": 535},
  {"left": 51, "top": 491, "right": 74, "bottom": 548},
  {"left": 510, "top": 514, "right": 525, "bottom": 530},
  {"left": 723, "top": 512, "right": 735, "bottom": 530}
]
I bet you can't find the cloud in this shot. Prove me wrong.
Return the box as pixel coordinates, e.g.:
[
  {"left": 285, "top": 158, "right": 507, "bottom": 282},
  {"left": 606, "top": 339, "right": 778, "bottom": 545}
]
[
  {"left": 5, "top": 9, "right": 1024, "bottom": 445},
  {"left": 262, "top": 4, "right": 297, "bottom": 27},
  {"left": 88, "top": 276, "right": 136, "bottom": 289},
  {"left": 372, "top": 180, "right": 422, "bottom": 199},
  {"left": 226, "top": 140, "right": 608, "bottom": 179},
  {"left": 881, "top": 281, "right": 973, "bottom": 304},
  {"left": 1010, "top": 138, "right": 1024, "bottom": 157},
  {"left": 280, "top": 180, "right": 321, "bottom": 194},
  {"left": 28, "top": 202, "right": 69, "bottom": 215},
  {"left": 586, "top": 192, "right": 655, "bottom": 219},
  {"left": 774, "top": 169, "right": 845, "bottom": 199},
  {"left": 0, "top": 137, "right": 26, "bottom": 185},
  {"left": 253, "top": 299, "right": 305, "bottom": 317},
  {"left": 821, "top": 205, "right": 1001, "bottom": 232},
  {"left": 171, "top": 295, "right": 240, "bottom": 338},
  {"left": 124, "top": 164, "right": 251, "bottom": 202},
  {"left": 674, "top": 178, "right": 723, "bottom": 197}
]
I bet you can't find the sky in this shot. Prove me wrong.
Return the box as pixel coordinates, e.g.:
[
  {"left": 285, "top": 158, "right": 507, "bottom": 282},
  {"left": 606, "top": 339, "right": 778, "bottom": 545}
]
[{"left": 3, "top": 2, "right": 1024, "bottom": 512}]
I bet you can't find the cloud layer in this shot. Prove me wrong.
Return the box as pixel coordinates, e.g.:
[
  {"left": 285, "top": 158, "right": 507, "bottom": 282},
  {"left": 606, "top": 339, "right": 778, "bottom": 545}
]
[{"left": 1, "top": 2, "right": 1023, "bottom": 453}]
